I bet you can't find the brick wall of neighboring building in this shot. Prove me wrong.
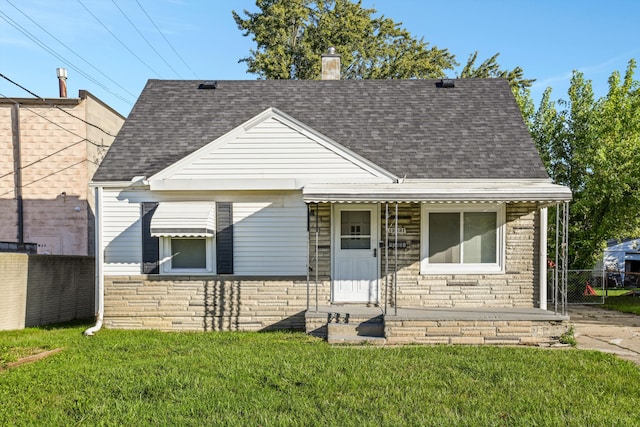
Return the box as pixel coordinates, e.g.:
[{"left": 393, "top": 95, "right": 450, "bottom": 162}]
[{"left": 0, "top": 93, "right": 124, "bottom": 256}]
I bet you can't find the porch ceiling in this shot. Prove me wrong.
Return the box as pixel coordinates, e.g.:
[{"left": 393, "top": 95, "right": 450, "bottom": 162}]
[{"left": 302, "top": 180, "right": 572, "bottom": 204}]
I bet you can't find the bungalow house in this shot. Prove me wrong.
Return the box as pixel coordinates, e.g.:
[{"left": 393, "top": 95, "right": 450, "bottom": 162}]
[{"left": 86, "top": 53, "right": 572, "bottom": 344}]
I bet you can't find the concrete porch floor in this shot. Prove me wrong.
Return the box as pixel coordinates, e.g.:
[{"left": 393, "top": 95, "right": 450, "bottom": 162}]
[{"left": 305, "top": 305, "right": 569, "bottom": 322}]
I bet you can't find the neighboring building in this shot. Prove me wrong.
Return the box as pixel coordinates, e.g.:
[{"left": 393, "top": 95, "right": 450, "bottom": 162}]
[
  {"left": 604, "top": 238, "right": 640, "bottom": 286},
  {"left": 0, "top": 73, "right": 125, "bottom": 255},
  {"left": 88, "top": 53, "right": 572, "bottom": 343}
]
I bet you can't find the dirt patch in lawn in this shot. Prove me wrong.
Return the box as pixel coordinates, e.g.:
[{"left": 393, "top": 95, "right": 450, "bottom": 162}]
[{"left": 1, "top": 348, "right": 63, "bottom": 371}]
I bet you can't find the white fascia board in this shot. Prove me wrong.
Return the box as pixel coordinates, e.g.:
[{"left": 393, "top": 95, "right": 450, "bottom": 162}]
[
  {"left": 89, "top": 180, "right": 150, "bottom": 189},
  {"left": 148, "top": 107, "right": 397, "bottom": 185}
]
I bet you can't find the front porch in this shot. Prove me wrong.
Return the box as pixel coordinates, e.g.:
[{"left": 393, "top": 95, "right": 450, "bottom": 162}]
[{"left": 305, "top": 306, "right": 569, "bottom": 345}]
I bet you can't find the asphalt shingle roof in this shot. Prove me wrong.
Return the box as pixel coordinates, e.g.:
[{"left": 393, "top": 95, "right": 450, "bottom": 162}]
[{"left": 93, "top": 78, "right": 549, "bottom": 182}]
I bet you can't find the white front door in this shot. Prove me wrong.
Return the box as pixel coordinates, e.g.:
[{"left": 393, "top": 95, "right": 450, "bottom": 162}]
[{"left": 332, "top": 204, "right": 379, "bottom": 303}]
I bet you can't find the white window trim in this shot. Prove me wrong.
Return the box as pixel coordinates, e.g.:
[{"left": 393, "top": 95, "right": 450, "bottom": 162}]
[
  {"left": 420, "top": 203, "right": 505, "bottom": 274},
  {"left": 159, "top": 236, "right": 216, "bottom": 275}
]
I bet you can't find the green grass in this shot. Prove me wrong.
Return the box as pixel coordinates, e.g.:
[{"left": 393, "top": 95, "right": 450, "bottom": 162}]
[
  {"left": 596, "top": 287, "right": 640, "bottom": 297},
  {"left": 2, "top": 324, "right": 640, "bottom": 426},
  {"left": 603, "top": 294, "right": 640, "bottom": 315}
]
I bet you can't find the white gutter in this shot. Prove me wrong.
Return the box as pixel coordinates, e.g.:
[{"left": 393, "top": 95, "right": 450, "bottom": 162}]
[
  {"left": 302, "top": 180, "right": 573, "bottom": 203},
  {"left": 539, "top": 207, "right": 548, "bottom": 310},
  {"left": 84, "top": 185, "right": 104, "bottom": 336}
]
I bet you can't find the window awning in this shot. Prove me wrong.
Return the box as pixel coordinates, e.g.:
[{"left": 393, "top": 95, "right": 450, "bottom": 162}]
[
  {"left": 150, "top": 202, "right": 216, "bottom": 237},
  {"left": 302, "top": 180, "right": 572, "bottom": 203}
]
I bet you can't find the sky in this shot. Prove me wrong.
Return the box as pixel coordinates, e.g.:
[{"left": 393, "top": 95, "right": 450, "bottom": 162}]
[{"left": 1, "top": 0, "right": 639, "bottom": 118}]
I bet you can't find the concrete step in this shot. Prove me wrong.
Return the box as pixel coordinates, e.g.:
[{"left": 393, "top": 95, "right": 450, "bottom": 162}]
[
  {"left": 327, "top": 317, "right": 385, "bottom": 344},
  {"left": 327, "top": 321, "right": 384, "bottom": 338}
]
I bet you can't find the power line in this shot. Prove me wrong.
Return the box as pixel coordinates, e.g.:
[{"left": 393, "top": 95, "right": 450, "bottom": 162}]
[
  {"left": 0, "top": 138, "right": 87, "bottom": 180},
  {"left": 136, "top": 0, "right": 199, "bottom": 79},
  {"left": 1, "top": 93, "right": 111, "bottom": 151},
  {"left": 0, "top": 9, "right": 134, "bottom": 106},
  {"left": 0, "top": 73, "right": 118, "bottom": 138},
  {"left": 76, "top": 0, "right": 164, "bottom": 78},
  {"left": 111, "top": 0, "right": 183, "bottom": 78},
  {"left": 0, "top": 159, "right": 98, "bottom": 198},
  {"left": 4, "top": 0, "right": 138, "bottom": 100}
]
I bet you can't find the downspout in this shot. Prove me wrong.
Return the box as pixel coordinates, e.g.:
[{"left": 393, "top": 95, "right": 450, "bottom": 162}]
[
  {"left": 539, "top": 207, "right": 548, "bottom": 310},
  {"left": 84, "top": 186, "right": 104, "bottom": 336}
]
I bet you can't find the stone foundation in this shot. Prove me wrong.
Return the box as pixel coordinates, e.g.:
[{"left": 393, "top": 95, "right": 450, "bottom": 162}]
[{"left": 384, "top": 318, "right": 567, "bottom": 345}]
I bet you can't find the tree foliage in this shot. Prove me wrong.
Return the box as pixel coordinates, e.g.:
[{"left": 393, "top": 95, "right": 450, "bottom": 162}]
[
  {"left": 532, "top": 60, "right": 640, "bottom": 268},
  {"left": 233, "top": 0, "right": 458, "bottom": 79},
  {"left": 460, "top": 51, "right": 535, "bottom": 92}
]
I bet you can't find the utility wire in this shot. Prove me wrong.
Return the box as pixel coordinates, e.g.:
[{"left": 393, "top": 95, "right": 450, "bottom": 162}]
[
  {"left": 111, "top": 0, "right": 183, "bottom": 78},
  {"left": 136, "top": 0, "right": 199, "bottom": 78},
  {"left": 76, "top": 0, "right": 163, "bottom": 78},
  {"left": 0, "top": 74, "right": 118, "bottom": 138},
  {"left": 0, "top": 138, "right": 87, "bottom": 180},
  {"left": 4, "top": 0, "right": 138, "bottom": 100},
  {"left": 0, "top": 10, "right": 134, "bottom": 106}
]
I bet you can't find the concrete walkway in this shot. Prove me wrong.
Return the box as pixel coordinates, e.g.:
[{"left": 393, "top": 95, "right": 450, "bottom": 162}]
[{"left": 568, "top": 305, "right": 640, "bottom": 366}]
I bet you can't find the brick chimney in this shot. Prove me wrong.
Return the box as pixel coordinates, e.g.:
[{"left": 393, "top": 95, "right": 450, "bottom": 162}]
[{"left": 321, "top": 47, "right": 340, "bottom": 80}]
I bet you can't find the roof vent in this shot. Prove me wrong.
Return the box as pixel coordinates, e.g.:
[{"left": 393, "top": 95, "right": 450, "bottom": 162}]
[
  {"left": 437, "top": 79, "right": 455, "bottom": 88},
  {"left": 198, "top": 81, "right": 218, "bottom": 90}
]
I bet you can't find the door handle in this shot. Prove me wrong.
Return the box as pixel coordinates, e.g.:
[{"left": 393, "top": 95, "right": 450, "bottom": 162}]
[{"left": 373, "top": 248, "right": 377, "bottom": 258}]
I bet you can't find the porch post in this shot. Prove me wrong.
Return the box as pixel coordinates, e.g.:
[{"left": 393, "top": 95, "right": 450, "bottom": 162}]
[
  {"left": 306, "top": 203, "right": 310, "bottom": 311},
  {"left": 315, "top": 202, "right": 319, "bottom": 311},
  {"left": 385, "top": 203, "right": 389, "bottom": 315},
  {"left": 561, "top": 202, "right": 569, "bottom": 315},
  {"left": 554, "top": 207, "right": 560, "bottom": 314},
  {"left": 539, "top": 207, "right": 548, "bottom": 310},
  {"left": 394, "top": 202, "right": 398, "bottom": 315}
]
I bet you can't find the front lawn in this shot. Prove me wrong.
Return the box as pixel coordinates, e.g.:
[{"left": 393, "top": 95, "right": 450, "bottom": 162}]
[{"left": 1, "top": 324, "right": 639, "bottom": 426}]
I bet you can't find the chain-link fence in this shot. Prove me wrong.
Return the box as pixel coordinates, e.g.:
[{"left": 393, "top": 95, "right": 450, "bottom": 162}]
[
  {"left": 549, "top": 269, "right": 640, "bottom": 305},
  {"left": 564, "top": 270, "right": 605, "bottom": 304}
]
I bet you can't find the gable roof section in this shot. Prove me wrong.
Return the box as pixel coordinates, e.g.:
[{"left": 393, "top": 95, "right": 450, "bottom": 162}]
[
  {"left": 93, "top": 79, "right": 550, "bottom": 182},
  {"left": 148, "top": 107, "right": 395, "bottom": 190}
]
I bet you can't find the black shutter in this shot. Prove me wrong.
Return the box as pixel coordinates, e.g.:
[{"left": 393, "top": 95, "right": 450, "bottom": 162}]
[
  {"left": 141, "top": 202, "right": 159, "bottom": 274},
  {"left": 216, "top": 202, "right": 233, "bottom": 274}
]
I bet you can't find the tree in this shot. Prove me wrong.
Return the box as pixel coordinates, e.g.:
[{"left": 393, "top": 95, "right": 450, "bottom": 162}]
[
  {"left": 532, "top": 60, "right": 640, "bottom": 268},
  {"left": 460, "top": 51, "right": 535, "bottom": 92},
  {"left": 233, "top": 0, "right": 457, "bottom": 79}
]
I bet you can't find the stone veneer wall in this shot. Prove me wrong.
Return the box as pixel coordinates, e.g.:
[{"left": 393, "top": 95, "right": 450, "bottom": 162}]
[
  {"left": 384, "top": 318, "right": 566, "bottom": 345},
  {"left": 382, "top": 203, "right": 541, "bottom": 309},
  {"left": 104, "top": 276, "right": 331, "bottom": 331}
]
